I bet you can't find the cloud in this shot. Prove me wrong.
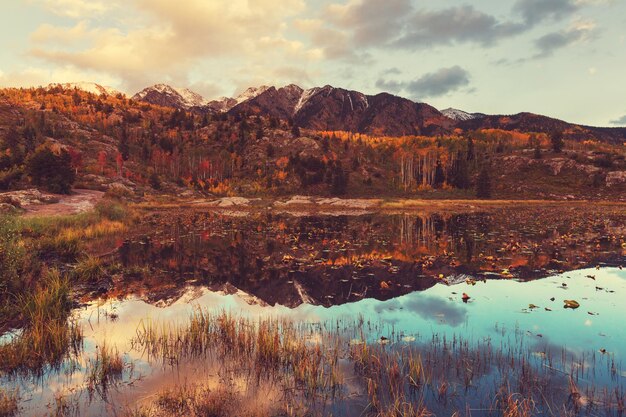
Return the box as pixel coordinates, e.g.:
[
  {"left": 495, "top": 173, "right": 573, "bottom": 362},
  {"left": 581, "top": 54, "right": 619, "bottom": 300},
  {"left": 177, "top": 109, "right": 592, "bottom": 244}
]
[
  {"left": 533, "top": 19, "right": 597, "bottom": 57},
  {"left": 610, "top": 114, "right": 626, "bottom": 125},
  {"left": 305, "top": 1, "right": 530, "bottom": 58},
  {"left": 376, "top": 66, "right": 471, "bottom": 99},
  {"left": 26, "top": 0, "right": 316, "bottom": 93},
  {"left": 393, "top": 5, "right": 525, "bottom": 49},
  {"left": 325, "top": 0, "right": 412, "bottom": 47},
  {"left": 404, "top": 296, "right": 467, "bottom": 327},
  {"left": 407, "top": 66, "right": 471, "bottom": 98},
  {"left": 375, "top": 78, "right": 404, "bottom": 93},
  {"left": 0, "top": 65, "right": 120, "bottom": 90},
  {"left": 382, "top": 67, "right": 402, "bottom": 76},
  {"left": 30, "top": 0, "right": 114, "bottom": 18},
  {"left": 513, "top": 0, "right": 579, "bottom": 25}
]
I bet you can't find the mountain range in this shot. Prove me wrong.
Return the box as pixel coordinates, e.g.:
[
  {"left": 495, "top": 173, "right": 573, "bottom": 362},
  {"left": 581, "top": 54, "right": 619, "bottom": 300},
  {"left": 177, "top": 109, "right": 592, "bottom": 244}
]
[{"left": 47, "top": 82, "right": 626, "bottom": 143}]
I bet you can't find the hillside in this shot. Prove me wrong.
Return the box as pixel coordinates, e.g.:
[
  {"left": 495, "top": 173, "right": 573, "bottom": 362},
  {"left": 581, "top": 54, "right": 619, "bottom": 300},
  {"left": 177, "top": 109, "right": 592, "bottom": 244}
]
[{"left": 0, "top": 85, "right": 625, "bottom": 204}]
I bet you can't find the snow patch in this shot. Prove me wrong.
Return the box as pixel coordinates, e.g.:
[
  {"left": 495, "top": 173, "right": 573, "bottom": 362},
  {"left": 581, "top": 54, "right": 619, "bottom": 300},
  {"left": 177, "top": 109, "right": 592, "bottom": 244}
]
[
  {"left": 132, "top": 84, "right": 207, "bottom": 108},
  {"left": 234, "top": 85, "right": 271, "bottom": 105},
  {"left": 441, "top": 108, "right": 483, "bottom": 121},
  {"left": 294, "top": 87, "right": 321, "bottom": 114},
  {"left": 49, "top": 82, "right": 124, "bottom": 97}
]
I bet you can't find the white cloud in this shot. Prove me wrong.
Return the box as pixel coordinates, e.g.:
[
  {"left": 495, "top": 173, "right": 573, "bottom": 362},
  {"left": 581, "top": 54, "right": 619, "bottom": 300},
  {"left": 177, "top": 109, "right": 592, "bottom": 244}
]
[
  {"left": 29, "top": 0, "right": 115, "bottom": 18},
  {"left": 26, "top": 0, "right": 318, "bottom": 92},
  {"left": 0, "top": 66, "right": 121, "bottom": 90}
]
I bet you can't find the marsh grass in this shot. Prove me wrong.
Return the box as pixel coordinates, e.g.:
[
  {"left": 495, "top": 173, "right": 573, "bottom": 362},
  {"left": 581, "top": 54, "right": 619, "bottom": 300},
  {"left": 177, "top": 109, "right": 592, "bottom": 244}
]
[
  {"left": 0, "top": 389, "right": 19, "bottom": 417},
  {"left": 0, "top": 269, "right": 82, "bottom": 374},
  {"left": 0, "top": 215, "right": 25, "bottom": 318},
  {"left": 74, "top": 255, "right": 104, "bottom": 282},
  {"left": 132, "top": 310, "right": 625, "bottom": 417},
  {"left": 51, "top": 393, "right": 80, "bottom": 417},
  {"left": 0, "top": 200, "right": 133, "bottom": 391},
  {"left": 128, "top": 383, "right": 283, "bottom": 417},
  {"left": 134, "top": 310, "right": 344, "bottom": 409},
  {"left": 86, "top": 342, "right": 125, "bottom": 400}
]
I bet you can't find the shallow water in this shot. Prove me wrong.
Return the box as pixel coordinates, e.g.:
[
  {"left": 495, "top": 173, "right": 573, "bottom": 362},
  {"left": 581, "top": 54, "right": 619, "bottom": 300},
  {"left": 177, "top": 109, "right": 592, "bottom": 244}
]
[
  {"left": 4, "top": 266, "right": 624, "bottom": 416},
  {"left": 2, "top": 206, "right": 626, "bottom": 416}
]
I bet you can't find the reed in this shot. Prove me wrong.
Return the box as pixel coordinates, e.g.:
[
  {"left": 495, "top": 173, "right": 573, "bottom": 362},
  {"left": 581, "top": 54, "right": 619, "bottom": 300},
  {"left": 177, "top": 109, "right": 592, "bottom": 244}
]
[
  {"left": 86, "top": 342, "right": 125, "bottom": 399},
  {"left": 0, "top": 269, "right": 82, "bottom": 374},
  {"left": 74, "top": 255, "right": 104, "bottom": 282},
  {"left": 0, "top": 389, "right": 19, "bottom": 417}
]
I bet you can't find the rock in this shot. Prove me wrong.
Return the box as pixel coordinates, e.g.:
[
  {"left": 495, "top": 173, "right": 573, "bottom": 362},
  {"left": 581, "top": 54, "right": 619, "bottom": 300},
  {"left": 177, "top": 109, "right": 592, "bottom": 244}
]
[
  {"left": 105, "top": 182, "right": 136, "bottom": 199},
  {"left": 293, "top": 137, "right": 321, "bottom": 158},
  {"left": 605, "top": 171, "right": 626, "bottom": 187},
  {"left": 316, "top": 198, "right": 380, "bottom": 209},
  {"left": 0, "top": 203, "right": 19, "bottom": 213},
  {"left": 0, "top": 189, "right": 59, "bottom": 207},
  {"left": 274, "top": 195, "right": 314, "bottom": 206},
  {"left": 211, "top": 197, "right": 250, "bottom": 207}
]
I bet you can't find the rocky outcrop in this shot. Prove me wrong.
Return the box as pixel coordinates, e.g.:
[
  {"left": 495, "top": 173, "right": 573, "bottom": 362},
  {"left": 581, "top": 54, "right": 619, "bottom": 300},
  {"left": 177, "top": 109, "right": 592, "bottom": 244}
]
[
  {"left": 0, "top": 189, "right": 59, "bottom": 208},
  {"left": 605, "top": 171, "right": 626, "bottom": 187}
]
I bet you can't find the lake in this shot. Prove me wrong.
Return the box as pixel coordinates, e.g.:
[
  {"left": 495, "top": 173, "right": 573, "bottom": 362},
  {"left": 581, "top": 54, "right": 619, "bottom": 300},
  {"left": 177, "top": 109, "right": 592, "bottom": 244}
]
[{"left": 2, "top": 204, "right": 625, "bottom": 416}]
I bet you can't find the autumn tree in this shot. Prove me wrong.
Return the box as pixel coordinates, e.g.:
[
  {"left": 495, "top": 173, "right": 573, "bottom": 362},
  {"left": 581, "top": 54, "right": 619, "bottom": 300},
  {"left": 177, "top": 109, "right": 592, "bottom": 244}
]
[{"left": 466, "top": 136, "right": 475, "bottom": 161}]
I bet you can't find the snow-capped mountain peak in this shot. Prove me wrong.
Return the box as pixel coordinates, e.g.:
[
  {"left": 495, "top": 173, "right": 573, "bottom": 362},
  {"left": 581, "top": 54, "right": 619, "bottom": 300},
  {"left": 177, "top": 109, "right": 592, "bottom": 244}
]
[
  {"left": 132, "top": 84, "right": 207, "bottom": 109},
  {"left": 234, "top": 85, "right": 272, "bottom": 105},
  {"left": 441, "top": 108, "right": 481, "bottom": 121},
  {"left": 48, "top": 82, "right": 124, "bottom": 97}
]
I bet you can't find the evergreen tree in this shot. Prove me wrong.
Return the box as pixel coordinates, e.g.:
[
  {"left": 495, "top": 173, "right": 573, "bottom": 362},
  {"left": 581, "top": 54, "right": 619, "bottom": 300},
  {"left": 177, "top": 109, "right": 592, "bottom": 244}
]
[
  {"left": 118, "top": 127, "right": 130, "bottom": 161},
  {"left": 330, "top": 161, "right": 349, "bottom": 195},
  {"left": 475, "top": 165, "right": 491, "bottom": 199},
  {"left": 550, "top": 130, "right": 564, "bottom": 153},
  {"left": 291, "top": 125, "right": 301, "bottom": 138},
  {"left": 25, "top": 147, "right": 75, "bottom": 194},
  {"left": 149, "top": 172, "right": 161, "bottom": 190},
  {"left": 433, "top": 160, "right": 445, "bottom": 188},
  {"left": 450, "top": 153, "right": 470, "bottom": 189}
]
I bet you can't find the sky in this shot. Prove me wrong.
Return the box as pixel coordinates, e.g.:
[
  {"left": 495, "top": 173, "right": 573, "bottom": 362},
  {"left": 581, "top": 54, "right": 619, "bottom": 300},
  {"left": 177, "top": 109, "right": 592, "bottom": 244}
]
[{"left": 0, "top": 0, "right": 625, "bottom": 127}]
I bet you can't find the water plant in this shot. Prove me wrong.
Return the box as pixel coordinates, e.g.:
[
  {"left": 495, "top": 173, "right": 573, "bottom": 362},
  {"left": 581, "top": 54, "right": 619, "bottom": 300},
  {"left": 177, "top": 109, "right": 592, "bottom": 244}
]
[
  {"left": 0, "top": 269, "right": 82, "bottom": 374},
  {"left": 86, "top": 342, "right": 125, "bottom": 400}
]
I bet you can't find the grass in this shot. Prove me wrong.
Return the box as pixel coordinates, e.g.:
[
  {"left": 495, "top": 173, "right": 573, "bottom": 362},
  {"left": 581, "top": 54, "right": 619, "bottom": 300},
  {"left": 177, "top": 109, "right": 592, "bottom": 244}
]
[
  {"left": 0, "top": 199, "right": 131, "bottom": 380},
  {"left": 0, "top": 198, "right": 130, "bottom": 326},
  {"left": 0, "top": 215, "right": 25, "bottom": 317},
  {"left": 0, "top": 389, "right": 19, "bottom": 417},
  {"left": 0, "top": 269, "right": 82, "bottom": 374},
  {"left": 86, "top": 342, "right": 125, "bottom": 400},
  {"left": 134, "top": 310, "right": 344, "bottom": 408},
  {"left": 131, "top": 310, "right": 625, "bottom": 417},
  {"left": 127, "top": 383, "right": 278, "bottom": 417},
  {"left": 51, "top": 393, "right": 80, "bottom": 417},
  {"left": 74, "top": 255, "right": 104, "bottom": 282}
]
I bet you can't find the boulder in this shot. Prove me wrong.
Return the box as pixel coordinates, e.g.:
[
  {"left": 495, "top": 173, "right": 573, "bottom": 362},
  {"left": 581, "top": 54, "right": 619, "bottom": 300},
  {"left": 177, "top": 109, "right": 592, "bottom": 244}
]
[{"left": 605, "top": 171, "right": 626, "bottom": 187}]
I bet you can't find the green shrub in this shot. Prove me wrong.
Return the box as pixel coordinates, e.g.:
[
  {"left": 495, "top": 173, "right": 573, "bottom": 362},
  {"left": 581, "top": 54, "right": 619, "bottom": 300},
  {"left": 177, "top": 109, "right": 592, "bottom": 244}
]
[
  {"left": 0, "top": 215, "right": 25, "bottom": 297},
  {"left": 95, "top": 200, "right": 126, "bottom": 221},
  {"left": 75, "top": 256, "right": 104, "bottom": 282}
]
